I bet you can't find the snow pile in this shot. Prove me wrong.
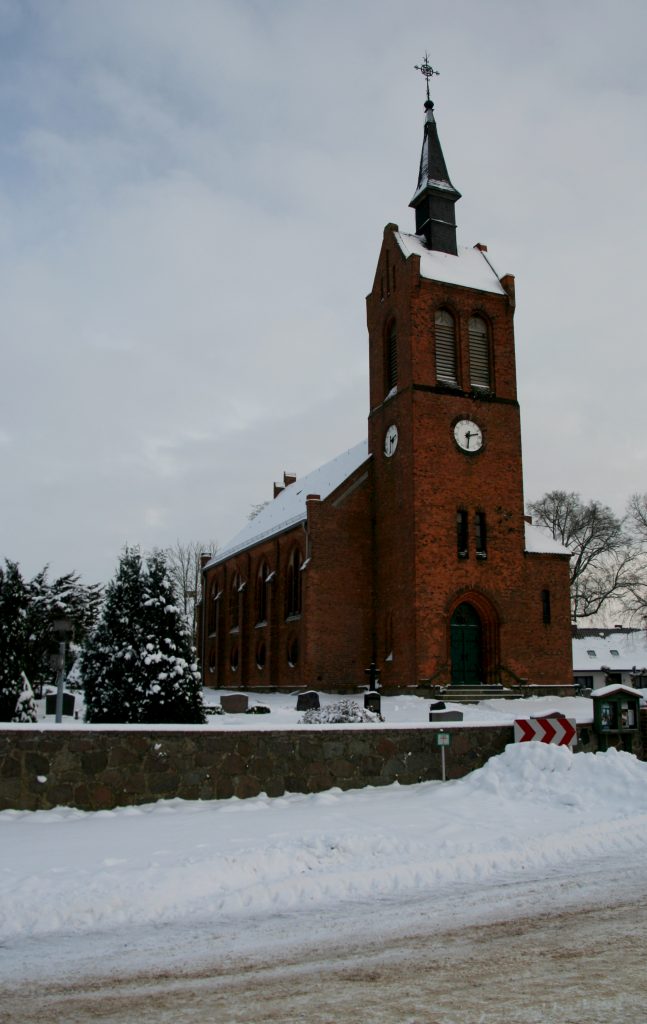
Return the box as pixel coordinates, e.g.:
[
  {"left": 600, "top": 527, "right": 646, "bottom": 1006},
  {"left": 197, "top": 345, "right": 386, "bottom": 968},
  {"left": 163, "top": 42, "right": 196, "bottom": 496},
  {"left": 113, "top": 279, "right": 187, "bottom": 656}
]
[
  {"left": 301, "top": 699, "right": 383, "bottom": 724},
  {"left": 2, "top": 744, "right": 647, "bottom": 947}
]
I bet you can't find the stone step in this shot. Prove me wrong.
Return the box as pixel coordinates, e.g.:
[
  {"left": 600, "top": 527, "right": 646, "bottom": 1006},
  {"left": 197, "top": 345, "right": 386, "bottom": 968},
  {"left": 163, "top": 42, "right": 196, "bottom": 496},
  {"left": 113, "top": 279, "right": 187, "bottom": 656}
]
[{"left": 433, "top": 686, "right": 525, "bottom": 704}]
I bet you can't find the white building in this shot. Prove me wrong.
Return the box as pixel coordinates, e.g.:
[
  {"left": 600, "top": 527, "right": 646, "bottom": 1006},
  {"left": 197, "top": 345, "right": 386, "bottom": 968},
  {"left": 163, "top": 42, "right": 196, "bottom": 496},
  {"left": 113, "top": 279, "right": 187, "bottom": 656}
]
[{"left": 572, "top": 629, "right": 647, "bottom": 691}]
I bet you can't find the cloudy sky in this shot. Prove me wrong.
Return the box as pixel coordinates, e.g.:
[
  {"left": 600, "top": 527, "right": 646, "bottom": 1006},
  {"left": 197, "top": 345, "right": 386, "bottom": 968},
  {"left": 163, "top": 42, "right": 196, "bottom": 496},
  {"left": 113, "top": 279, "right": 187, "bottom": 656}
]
[{"left": 1, "top": 0, "right": 646, "bottom": 585}]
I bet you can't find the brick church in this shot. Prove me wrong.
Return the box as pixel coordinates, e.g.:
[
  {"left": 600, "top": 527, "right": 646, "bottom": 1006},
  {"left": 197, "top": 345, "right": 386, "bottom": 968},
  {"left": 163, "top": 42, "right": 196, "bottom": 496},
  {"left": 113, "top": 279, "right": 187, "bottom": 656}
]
[{"left": 199, "top": 85, "right": 573, "bottom": 693}]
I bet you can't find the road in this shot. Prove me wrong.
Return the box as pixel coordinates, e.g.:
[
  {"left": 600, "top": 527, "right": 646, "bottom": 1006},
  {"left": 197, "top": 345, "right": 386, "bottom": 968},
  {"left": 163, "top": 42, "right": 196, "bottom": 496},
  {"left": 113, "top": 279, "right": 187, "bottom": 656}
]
[{"left": 4, "top": 863, "right": 647, "bottom": 1024}]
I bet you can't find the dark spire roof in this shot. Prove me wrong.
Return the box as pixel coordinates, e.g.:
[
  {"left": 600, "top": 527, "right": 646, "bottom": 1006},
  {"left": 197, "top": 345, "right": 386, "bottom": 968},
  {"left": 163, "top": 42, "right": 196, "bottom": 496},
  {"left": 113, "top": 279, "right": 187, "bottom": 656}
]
[{"left": 409, "top": 99, "right": 461, "bottom": 255}]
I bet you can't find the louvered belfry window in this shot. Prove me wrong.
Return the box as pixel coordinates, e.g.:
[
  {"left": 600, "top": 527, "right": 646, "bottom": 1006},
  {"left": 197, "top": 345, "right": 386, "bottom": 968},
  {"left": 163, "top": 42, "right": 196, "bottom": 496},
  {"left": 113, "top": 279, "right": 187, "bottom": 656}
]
[
  {"left": 435, "top": 310, "right": 458, "bottom": 386},
  {"left": 468, "top": 316, "right": 491, "bottom": 390}
]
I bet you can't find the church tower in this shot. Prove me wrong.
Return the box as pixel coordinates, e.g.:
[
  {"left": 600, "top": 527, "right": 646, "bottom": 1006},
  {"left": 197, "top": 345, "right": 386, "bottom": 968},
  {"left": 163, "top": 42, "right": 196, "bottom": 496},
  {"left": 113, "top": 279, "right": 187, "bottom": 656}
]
[{"left": 366, "top": 67, "right": 572, "bottom": 690}]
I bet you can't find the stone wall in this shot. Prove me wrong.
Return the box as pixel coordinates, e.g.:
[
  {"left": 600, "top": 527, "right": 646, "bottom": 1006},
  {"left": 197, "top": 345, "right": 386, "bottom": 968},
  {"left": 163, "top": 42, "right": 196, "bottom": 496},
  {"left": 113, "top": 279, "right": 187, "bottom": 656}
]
[{"left": 0, "top": 721, "right": 606, "bottom": 812}]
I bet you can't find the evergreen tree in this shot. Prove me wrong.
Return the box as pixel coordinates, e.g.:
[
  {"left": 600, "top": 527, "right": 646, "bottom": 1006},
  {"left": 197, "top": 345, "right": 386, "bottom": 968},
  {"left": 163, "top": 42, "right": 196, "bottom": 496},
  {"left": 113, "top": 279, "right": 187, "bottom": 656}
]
[
  {"left": 25, "top": 569, "right": 103, "bottom": 695},
  {"left": 0, "top": 562, "right": 30, "bottom": 721},
  {"left": 81, "top": 548, "right": 205, "bottom": 724},
  {"left": 82, "top": 548, "right": 147, "bottom": 723},
  {"left": 13, "top": 673, "right": 37, "bottom": 723},
  {"left": 139, "top": 550, "right": 205, "bottom": 724}
]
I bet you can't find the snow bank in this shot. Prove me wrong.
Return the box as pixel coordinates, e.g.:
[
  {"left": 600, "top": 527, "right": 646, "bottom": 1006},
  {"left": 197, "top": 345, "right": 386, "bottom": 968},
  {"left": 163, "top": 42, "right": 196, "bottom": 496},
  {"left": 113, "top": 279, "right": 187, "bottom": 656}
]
[{"left": 2, "top": 744, "right": 647, "bottom": 946}]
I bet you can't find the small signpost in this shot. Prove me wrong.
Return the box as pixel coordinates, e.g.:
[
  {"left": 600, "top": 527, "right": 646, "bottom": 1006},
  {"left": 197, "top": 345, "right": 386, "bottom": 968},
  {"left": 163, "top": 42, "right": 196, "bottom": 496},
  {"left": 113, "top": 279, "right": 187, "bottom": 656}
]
[{"left": 436, "top": 729, "right": 451, "bottom": 781}]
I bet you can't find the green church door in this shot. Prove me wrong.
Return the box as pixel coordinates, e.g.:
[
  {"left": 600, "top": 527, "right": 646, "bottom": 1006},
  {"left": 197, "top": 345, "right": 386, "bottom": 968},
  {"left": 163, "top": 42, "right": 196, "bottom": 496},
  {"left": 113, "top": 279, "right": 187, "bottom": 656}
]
[{"left": 450, "top": 603, "right": 482, "bottom": 685}]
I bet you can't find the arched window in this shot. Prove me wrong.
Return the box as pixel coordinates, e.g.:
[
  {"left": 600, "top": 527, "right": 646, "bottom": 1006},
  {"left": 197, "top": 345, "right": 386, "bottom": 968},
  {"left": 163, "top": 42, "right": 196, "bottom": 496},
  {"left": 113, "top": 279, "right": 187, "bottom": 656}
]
[
  {"left": 230, "top": 572, "right": 240, "bottom": 632},
  {"left": 435, "top": 310, "right": 458, "bottom": 386},
  {"left": 541, "top": 589, "right": 551, "bottom": 625},
  {"left": 207, "top": 579, "right": 220, "bottom": 635},
  {"left": 468, "top": 316, "right": 491, "bottom": 390},
  {"left": 285, "top": 548, "right": 302, "bottom": 618},
  {"left": 256, "top": 561, "right": 268, "bottom": 624},
  {"left": 386, "top": 321, "right": 398, "bottom": 393},
  {"left": 287, "top": 635, "right": 299, "bottom": 668}
]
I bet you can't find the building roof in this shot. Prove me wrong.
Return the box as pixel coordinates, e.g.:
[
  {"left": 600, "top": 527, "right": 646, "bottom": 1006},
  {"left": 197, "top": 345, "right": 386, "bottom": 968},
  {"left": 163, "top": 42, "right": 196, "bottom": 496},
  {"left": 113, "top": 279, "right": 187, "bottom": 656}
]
[
  {"left": 524, "top": 522, "right": 571, "bottom": 556},
  {"left": 572, "top": 630, "right": 647, "bottom": 673},
  {"left": 207, "top": 438, "right": 570, "bottom": 571},
  {"left": 591, "top": 683, "right": 645, "bottom": 699},
  {"left": 205, "top": 440, "right": 370, "bottom": 568},
  {"left": 394, "top": 232, "right": 507, "bottom": 295}
]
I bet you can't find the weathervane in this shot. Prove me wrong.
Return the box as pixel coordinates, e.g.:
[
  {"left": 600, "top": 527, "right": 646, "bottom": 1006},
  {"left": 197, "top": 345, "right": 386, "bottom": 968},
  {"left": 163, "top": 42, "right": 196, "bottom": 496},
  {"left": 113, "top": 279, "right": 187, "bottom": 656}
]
[{"left": 414, "top": 53, "right": 439, "bottom": 102}]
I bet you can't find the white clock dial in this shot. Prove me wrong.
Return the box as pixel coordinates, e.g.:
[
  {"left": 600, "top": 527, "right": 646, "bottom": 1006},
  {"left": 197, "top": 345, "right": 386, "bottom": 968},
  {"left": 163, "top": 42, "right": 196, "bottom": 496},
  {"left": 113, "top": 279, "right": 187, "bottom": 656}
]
[
  {"left": 454, "top": 419, "right": 483, "bottom": 453},
  {"left": 384, "top": 424, "right": 399, "bottom": 458}
]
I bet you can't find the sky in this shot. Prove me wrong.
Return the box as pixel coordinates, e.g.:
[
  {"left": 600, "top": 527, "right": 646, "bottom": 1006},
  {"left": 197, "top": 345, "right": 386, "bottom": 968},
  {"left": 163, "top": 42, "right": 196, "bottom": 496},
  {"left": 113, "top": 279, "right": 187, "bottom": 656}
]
[{"left": 1, "top": 0, "right": 646, "bottom": 585}]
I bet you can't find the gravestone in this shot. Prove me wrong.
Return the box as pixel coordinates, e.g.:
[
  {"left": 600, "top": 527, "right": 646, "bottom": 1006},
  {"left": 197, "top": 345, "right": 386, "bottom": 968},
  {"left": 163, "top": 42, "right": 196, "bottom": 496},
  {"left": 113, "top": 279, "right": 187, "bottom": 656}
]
[
  {"left": 220, "top": 693, "right": 249, "bottom": 714},
  {"left": 364, "top": 691, "right": 382, "bottom": 715},
  {"left": 45, "top": 693, "right": 75, "bottom": 717},
  {"left": 296, "top": 690, "right": 320, "bottom": 711},
  {"left": 430, "top": 710, "right": 463, "bottom": 722},
  {"left": 429, "top": 701, "right": 446, "bottom": 712}
]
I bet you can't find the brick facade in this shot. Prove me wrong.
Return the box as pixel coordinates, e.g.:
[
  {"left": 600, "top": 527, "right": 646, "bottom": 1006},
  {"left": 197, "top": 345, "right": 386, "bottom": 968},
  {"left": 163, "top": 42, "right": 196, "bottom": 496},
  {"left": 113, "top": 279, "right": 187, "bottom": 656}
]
[{"left": 199, "top": 110, "right": 573, "bottom": 694}]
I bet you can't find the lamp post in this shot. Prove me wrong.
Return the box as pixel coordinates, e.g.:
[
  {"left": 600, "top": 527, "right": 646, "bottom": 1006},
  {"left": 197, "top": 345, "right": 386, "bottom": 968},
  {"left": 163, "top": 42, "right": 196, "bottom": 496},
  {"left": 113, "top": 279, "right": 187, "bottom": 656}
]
[{"left": 52, "top": 617, "right": 74, "bottom": 723}]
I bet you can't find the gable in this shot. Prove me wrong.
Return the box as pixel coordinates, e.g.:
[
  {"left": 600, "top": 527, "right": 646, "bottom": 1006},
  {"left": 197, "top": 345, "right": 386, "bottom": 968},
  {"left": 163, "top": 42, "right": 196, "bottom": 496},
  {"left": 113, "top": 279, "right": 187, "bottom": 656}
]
[{"left": 206, "top": 440, "right": 370, "bottom": 568}]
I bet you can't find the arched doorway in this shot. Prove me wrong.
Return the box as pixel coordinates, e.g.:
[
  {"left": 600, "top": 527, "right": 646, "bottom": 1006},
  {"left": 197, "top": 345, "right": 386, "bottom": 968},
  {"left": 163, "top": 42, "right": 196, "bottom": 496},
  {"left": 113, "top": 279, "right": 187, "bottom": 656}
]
[{"left": 450, "top": 602, "right": 482, "bottom": 685}]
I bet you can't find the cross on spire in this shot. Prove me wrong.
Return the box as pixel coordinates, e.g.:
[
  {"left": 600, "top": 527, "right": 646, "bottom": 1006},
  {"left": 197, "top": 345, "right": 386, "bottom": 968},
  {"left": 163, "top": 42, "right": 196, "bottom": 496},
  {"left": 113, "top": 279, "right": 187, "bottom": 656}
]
[{"left": 414, "top": 53, "right": 439, "bottom": 103}]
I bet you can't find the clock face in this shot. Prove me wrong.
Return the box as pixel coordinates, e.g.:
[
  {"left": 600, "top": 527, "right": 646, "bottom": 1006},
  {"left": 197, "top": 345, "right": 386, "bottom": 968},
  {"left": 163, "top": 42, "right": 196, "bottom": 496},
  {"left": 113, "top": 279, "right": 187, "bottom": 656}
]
[
  {"left": 384, "top": 424, "right": 399, "bottom": 458},
  {"left": 454, "top": 419, "right": 483, "bottom": 453}
]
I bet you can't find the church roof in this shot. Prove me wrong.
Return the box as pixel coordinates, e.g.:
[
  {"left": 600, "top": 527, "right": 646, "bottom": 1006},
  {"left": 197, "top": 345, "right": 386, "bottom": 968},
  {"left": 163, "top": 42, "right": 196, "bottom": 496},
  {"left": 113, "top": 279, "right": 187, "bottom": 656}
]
[
  {"left": 206, "top": 440, "right": 370, "bottom": 568},
  {"left": 524, "top": 522, "right": 571, "bottom": 556},
  {"left": 395, "top": 231, "right": 507, "bottom": 295}
]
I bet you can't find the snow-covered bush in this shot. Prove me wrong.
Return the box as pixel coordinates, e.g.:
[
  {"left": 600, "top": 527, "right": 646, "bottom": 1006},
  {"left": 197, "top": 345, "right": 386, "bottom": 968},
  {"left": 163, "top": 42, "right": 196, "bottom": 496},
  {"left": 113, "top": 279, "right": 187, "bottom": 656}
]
[{"left": 301, "top": 699, "right": 383, "bottom": 724}]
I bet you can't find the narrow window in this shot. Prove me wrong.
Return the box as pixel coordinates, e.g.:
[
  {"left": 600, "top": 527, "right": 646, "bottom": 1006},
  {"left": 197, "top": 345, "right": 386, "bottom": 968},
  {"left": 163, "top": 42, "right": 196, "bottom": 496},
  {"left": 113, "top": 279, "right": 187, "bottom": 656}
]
[
  {"left": 287, "top": 635, "right": 299, "bottom": 668},
  {"left": 286, "top": 549, "right": 302, "bottom": 618},
  {"left": 541, "top": 589, "right": 551, "bottom": 624},
  {"left": 256, "top": 561, "right": 268, "bottom": 624},
  {"left": 457, "top": 509, "right": 468, "bottom": 558},
  {"left": 256, "top": 641, "right": 266, "bottom": 670},
  {"left": 386, "top": 321, "right": 398, "bottom": 393},
  {"left": 468, "top": 316, "right": 491, "bottom": 390},
  {"left": 230, "top": 573, "right": 240, "bottom": 632},
  {"left": 435, "top": 310, "right": 458, "bottom": 386},
  {"left": 475, "top": 511, "right": 487, "bottom": 557},
  {"left": 207, "top": 581, "right": 219, "bottom": 635}
]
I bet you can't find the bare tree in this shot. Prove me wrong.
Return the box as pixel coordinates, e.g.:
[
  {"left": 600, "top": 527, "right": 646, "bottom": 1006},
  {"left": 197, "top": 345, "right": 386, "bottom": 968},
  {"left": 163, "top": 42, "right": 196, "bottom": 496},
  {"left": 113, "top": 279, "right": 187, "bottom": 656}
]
[
  {"left": 527, "top": 491, "right": 643, "bottom": 621},
  {"left": 623, "top": 493, "right": 647, "bottom": 623},
  {"left": 165, "top": 540, "right": 218, "bottom": 636}
]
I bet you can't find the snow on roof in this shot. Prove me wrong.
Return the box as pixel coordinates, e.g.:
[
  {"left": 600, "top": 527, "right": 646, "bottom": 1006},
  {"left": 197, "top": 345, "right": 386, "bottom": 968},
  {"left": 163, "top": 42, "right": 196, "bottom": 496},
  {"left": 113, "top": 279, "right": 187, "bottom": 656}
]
[
  {"left": 591, "top": 683, "right": 645, "bottom": 699},
  {"left": 394, "top": 232, "right": 507, "bottom": 295},
  {"left": 524, "top": 522, "right": 570, "bottom": 556},
  {"left": 572, "top": 632, "right": 647, "bottom": 673},
  {"left": 207, "top": 440, "right": 370, "bottom": 568}
]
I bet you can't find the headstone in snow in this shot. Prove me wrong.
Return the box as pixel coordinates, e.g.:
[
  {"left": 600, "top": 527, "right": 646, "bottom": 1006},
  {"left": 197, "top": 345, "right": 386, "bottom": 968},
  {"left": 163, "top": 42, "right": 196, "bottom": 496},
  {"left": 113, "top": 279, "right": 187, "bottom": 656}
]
[
  {"left": 429, "top": 701, "right": 446, "bottom": 711},
  {"left": 45, "top": 692, "right": 75, "bottom": 717},
  {"left": 220, "top": 693, "right": 249, "bottom": 714},
  {"left": 296, "top": 690, "right": 320, "bottom": 711},
  {"left": 364, "top": 691, "right": 381, "bottom": 715},
  {"left": 430, "top": 710, "right": 463, "bottom": 722}
]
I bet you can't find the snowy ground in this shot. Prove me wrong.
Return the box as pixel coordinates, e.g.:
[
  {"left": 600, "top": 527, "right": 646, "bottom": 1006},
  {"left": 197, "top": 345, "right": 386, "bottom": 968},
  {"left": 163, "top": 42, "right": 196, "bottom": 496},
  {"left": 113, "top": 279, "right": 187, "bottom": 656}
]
[
  {"left": 31, "top": 686, "right": 596, "bottom": 730},
  {"left": 3, "top": 740, "right": 647, "bottom": 1018},
  {"left": 4, "top": 694, "right": 647, "bottom": 1020}
]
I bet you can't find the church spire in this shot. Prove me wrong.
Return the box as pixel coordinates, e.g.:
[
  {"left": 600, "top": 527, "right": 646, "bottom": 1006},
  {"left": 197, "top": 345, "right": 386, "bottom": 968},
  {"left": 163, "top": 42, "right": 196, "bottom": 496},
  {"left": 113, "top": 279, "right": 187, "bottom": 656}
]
[{"left": 409, "top": 57, "right": 461, "bottom": 255}]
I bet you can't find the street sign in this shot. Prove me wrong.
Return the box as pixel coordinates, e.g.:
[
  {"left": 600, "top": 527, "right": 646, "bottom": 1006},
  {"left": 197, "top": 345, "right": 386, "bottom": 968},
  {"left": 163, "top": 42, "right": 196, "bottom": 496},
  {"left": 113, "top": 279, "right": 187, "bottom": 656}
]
[
  {"left": 514, "top": 717, "right": 577, "bottom": 747},
  {"left": 436, "top": 732, "right": 451, "bottom": 747}
]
